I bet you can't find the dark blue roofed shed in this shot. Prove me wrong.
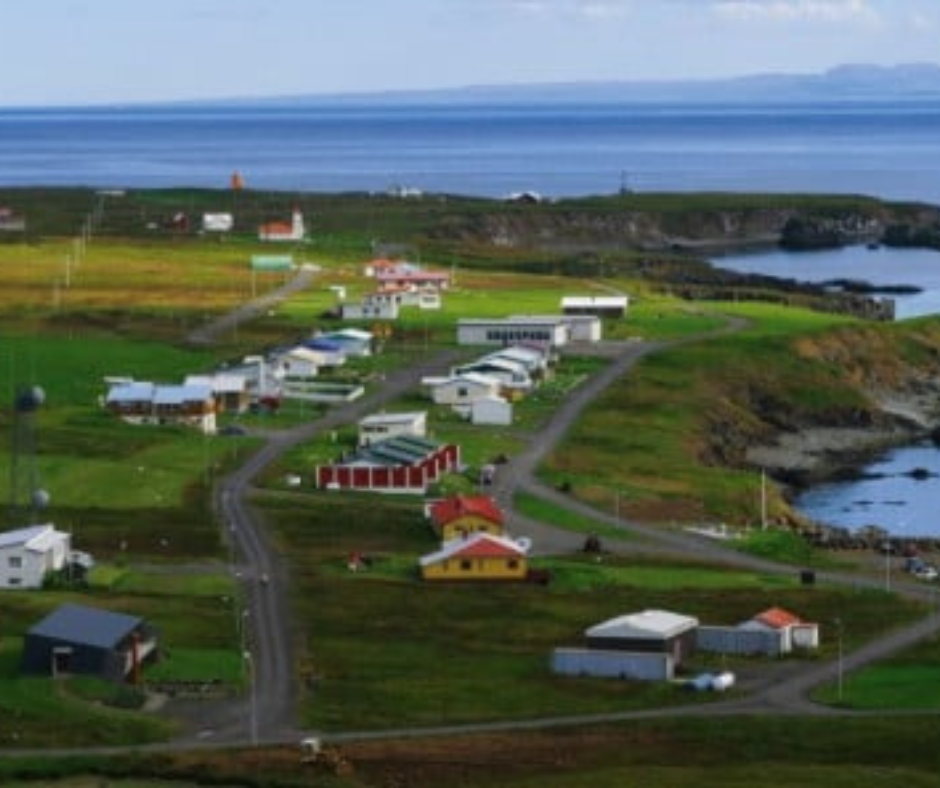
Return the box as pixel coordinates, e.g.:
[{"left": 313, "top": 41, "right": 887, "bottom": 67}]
[{"left": 22, "top": 603, "right": 158, "bottom": 681}]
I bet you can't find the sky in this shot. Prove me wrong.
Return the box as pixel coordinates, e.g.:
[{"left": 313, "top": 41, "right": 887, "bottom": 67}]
[{"left": 1, "top": 0, "right": 939, "bottom": 106}]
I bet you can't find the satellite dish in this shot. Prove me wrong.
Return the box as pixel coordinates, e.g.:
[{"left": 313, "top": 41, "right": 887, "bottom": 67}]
[{"left": 31, "top": 488, "right": 51, "bottom": 510}]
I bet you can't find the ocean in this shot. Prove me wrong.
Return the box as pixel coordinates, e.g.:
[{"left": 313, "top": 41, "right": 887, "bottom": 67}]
[
  {"left": 5, "top": 99, "right": 940, "bottom": 537},
  {"left": 3, "top": 100, "right": 940, "bottom": 202}
]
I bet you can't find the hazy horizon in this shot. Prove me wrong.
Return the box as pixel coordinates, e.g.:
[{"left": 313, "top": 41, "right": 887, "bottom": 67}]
[{"left": 3, "top": 1, "right": 940, "bottom": 107}]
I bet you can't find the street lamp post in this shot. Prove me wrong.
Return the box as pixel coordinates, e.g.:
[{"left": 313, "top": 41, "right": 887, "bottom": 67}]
[{"left": 243, "top": 649, "right": 258, "bottom": 746}]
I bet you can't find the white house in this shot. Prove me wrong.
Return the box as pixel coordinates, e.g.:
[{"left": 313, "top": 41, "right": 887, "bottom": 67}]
[
  {"left": 0, "top": 525, "right": 72, "bottom": 589},
  {"left": 426, "top": 373, "right": 501, "bottom": 407},
  {"left": 562, "top": 314, "right": 603, "bottom": 343},
  {"left": 738, "top": 607, "right": 820, "bottom": 653},
  {"left": 470, "top": 395, "right": 513, "bottom": 426},
  {"left": 358, "top": 411, "right": 428, "bottom": 446},
  {"left": 270, "top": 346, "right": 321, "bottom": 380},
  {"left": 453, "top": 358, "right": 533, "bottom": 394},
  {"left": 481, "top": 345, "right": 550, "bottom": 376},
  {"left": 259, "top": 208, "right": 305, "bottom": 242},
  {"left": 202, "top": 213, "right": 234, "bottom": 233},
  {"left": 223, "top": 356, "right": 281, "bottom": 400},
  {"left": 300, "top": 339, "right": 347, "bottom": 367},
  {"left": 106, "top": 381, "right": 216, "bottom": 434},
  {"left": 185, "top": 373, "right": 249, "bottom": 414},
  {"left": 457, "top": 317, "right": 570, "bottom": 348}
]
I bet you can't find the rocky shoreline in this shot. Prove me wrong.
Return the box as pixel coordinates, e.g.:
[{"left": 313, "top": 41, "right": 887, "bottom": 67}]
[
  {"left": 746, "top": 388, "right": 940, "bottom": 545},
  {"left": 747, "top": 387, "right": 940, "bottom": 488}
]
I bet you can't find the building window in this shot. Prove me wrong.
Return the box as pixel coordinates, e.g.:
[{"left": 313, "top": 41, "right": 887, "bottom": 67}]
[
  {"left": 9, "top": 577, "right": 21, "bottom": 586},
  {"left": 508, "top": 560, "right": 518, "bottom": 570},
  {"left": 8, "top": 556, "right": 22, "bottom": 568},
  {"left": 460, "top": 560, "right": 472, "bottom": 571}
]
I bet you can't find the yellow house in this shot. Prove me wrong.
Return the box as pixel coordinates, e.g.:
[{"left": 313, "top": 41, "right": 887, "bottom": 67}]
[
  {"left": 420, "top": 532, "right": 529, "bottom": 582},
  {"left": 428, "top": 495, "right": 504, "bottom": 541}
]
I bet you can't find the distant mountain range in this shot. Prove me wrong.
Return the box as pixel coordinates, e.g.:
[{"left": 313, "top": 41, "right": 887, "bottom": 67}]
[{"left": 218, "top": 63, "right": 940, "bottom": 107}]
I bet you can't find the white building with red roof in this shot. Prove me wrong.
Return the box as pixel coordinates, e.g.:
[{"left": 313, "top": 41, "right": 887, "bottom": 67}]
[
  {"left": 740, "top": 607, "right": 819, "bottom": 652},
  {"left": 259, "top": 208, "right": 305, "bottom": 242}
]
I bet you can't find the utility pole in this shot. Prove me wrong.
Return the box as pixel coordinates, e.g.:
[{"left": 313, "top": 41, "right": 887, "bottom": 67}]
[
  {"left": 835, "top": 617, "right": 844, "bottom": 702},
  {"left": 761, "top": 468, "right": 768, "bottom": 530}
]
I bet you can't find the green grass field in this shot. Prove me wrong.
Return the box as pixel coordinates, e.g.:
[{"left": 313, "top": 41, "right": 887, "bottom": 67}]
[
  {"left": 2, "top": 189, "right": 940, "bottom": 766},
  {"left": 813, "top": 631, "right": 940, "bottom": 709},
  {"left": 542, "top": 302, "right": 940, "bottom": 525},
  {"left": 254, "top": 490, "right": 922, "bottom": 732}
]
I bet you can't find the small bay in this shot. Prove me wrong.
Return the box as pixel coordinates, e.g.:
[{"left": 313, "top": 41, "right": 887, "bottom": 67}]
[
  {"left": 715, "top": 245, "right": 940, "bottom": 319},
  {"left": 720, "top": 245, "right": 940, "bottom": 537},
  {"left": 795, "top": 443, "right": 940, "bottom": 538}
]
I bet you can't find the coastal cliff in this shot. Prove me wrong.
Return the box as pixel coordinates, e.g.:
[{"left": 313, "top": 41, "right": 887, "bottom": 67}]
[
  {"left": 427, "top": 194, "right": 940, "bottom": 254},
  {"left": 713, "top": 322, "right": 940, "bottom": 493}
]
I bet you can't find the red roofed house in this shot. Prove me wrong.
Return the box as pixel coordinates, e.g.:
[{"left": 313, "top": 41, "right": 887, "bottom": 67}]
[
  {"left": 419, "top": 532, "right": 528, "bottom": 581},
  {"left": 740, "top": 607, "right": 819, "bottom": 653},
  {"left": 427, "top": 495, "right": 504, "bottom": 541},
  {"left": 259, "top": 208, "right": 305, "bottom": 242},
  {"left": 363, "top": 258, "right": 402, "bottom": 277}
]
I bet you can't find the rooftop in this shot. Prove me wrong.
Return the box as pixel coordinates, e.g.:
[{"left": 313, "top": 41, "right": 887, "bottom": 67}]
[
  {"left": 587, "top": 609, "right": 699, "bottom": 640},
  {"left": 28, "top": 603, "right": 143, "bottom": 650},
  {"left": 420, "top": 532, "right": 527, "bottom": 566},
  {"left": 430, "top": 495, "right": 504, "bottom": 528}
]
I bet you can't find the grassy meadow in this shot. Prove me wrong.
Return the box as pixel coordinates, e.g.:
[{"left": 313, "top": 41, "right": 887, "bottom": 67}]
[
  {"left": 2, "top": 189, "right": 940, "bottom": 763},
  {"left": 0, "top": 564, "right": 242, "bottom": 746},
  {"left": 542, "top": 302, "right": 940, "bottom": 525},
  {"left": 256, "top": 490, "right": 924, "bottom": 732}
]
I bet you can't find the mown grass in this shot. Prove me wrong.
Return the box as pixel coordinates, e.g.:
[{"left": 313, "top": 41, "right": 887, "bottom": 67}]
[
  {"left": 813, "top": 631, "right": 940, "bottom": 709},
  {"left": 0, "top": 565, "right": 241, "bottom": 746},
  {"left": 256, "top": 491, "right": 922, "bottom": 732},
  {"left": 543, "top": 303, "right": 940, "bottom": 525},
  {"left": 4, "top": 714, "right": 940, "bottom": 787}
]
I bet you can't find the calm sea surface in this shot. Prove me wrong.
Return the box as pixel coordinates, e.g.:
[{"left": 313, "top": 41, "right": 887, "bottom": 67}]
[
  {"left": 715, "top": 245, "right": 940, "bottom": 320},
  {"left": 5, "top": 99, "right": 940, "bottom": 536},
  {"left": 795, "top": 444, "right": 940, "bottom": 539},
  {"left": 3, "top": 101, "right": 940, "bottom": 201}
]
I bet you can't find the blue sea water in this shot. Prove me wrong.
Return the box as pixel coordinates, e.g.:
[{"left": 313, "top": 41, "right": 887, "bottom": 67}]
[
  {"left": 3, "top": 100, "right": 940, "bottom": 202},
  {"left": 716, "top": 245, "right": 940, "bottom": 320},
  {"left": 796, "top": 444, "right": 940, "bottom": 539},
  {"left": 5, "top": 99, "right": 940, "bottom": 537}
]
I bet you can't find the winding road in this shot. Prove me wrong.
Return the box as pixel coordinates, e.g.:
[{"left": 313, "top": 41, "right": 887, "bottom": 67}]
[{"left": 185, "top": 310, "right": 940, "bottom": 747}]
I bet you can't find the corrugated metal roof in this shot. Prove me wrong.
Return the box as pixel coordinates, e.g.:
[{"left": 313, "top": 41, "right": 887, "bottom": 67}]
[
  {"left": 106, "top": 381, "right": 156, "bottom": 403},
  {"left": 185, "top": 374, "right": 246, "bottom": 393},
  {"left": 0, "top": 524, "right": 53, "bottom": 549},
  {"left": 153, "top": 383, "right": 212, "bottom": 405},
  {"left": 360, "top": 411, "right": 426, "bottom": 427},
  {"left": 431, "top": 372, "right": 500, "bottom": 390},
  {"left": 28, "top": 603, "right": 142, "bottom": 650},
  {"left": 587, "top": 610, "right": 699, "bottom": 641}
]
